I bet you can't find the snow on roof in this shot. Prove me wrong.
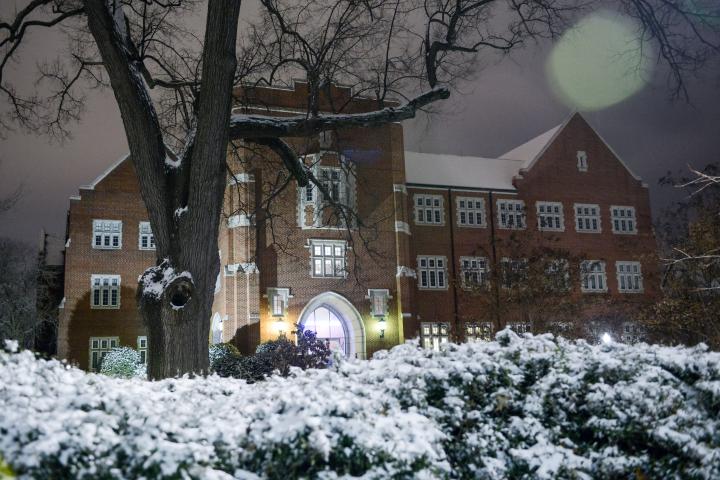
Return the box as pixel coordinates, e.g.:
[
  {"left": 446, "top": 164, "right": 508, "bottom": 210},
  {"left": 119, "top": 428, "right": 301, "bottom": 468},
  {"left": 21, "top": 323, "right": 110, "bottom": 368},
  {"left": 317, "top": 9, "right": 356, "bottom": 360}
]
[
  {"left": 404, "top": 151, "right": 524, "bottom": 191},
  {"left": 79, "top": 153, "right": 130, "bottom": 190},
  {"left": 499, "top": 125, "right": 562, "bottom": 166}
]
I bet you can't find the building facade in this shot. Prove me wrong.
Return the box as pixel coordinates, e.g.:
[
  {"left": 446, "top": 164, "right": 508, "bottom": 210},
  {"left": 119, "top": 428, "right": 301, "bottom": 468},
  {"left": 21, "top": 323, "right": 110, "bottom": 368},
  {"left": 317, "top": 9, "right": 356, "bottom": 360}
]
[{"left": 57, "top": 83, "right": 657, "bottom": 370}]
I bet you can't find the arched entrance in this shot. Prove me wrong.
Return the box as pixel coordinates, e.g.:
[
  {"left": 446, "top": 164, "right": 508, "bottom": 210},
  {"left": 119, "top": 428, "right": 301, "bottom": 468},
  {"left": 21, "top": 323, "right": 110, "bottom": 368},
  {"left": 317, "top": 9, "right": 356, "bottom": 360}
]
[
  {"left": 298, "top": 292, "right": 366, "bottom": 359},
  {"left": 210, "top": 313, "right": 223, "bottom": 344}
]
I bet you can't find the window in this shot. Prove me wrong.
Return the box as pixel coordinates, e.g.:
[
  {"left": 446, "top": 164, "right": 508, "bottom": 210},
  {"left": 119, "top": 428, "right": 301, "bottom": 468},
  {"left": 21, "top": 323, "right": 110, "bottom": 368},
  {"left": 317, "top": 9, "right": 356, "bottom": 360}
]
[
  {"left": 137, "top": 336, "right": 148, "bottom": 364},
  {"left": 621, "top": 322, "right": 644, "bottom": 344},
  {"left": 536, "top": 202, "right": 564, "bottom": 231},
  {"left": 545, "top": 259, "right": 570, "bottom": 291},
  {"left": 417, "top": 256, "right": 447, "bottom": 289},
  {"left": 501, "top": 258, "right": 528, "bottom": 289},
  {"left": 460, "top": 257, "right": 489, "bottom": 288},
  {"left": 89, "top": 336, "right": 119, "bottom": 371},
  {"left": 466, "top": 322, "right": 493, "bottom": 342},
  {"left": 299, "top": 158, "right": 355, "bottom": 228},
  {"left": 577, "top": 151, "right": 588, "bottom": 172},
  {"left": 138, "top": 222, "right": 155, "bottom": 250},
  {"left": 310, "top": 240, "right": 346, "bottom": 278},
  {"left": 574, "top": 204, "right": 601, "bottom": 233},
  {"left": 497, "top": 199, "right": 526, "bottom": 229},
  {"left": 367, "top": 289, "right": 391, "bottom": 317},
  {"left": 611, "top": 206, "right": 637, "bottom": 234},
  {"left": 92, "top": 220, "right": 122, "bottom": 249},
  {"left": 319, "top": 167, "right": 345, "bottom": 203},
  {"left": 456, "top": 197, "right": 486, "bottom": 227},
  {"left": 616, "top": 261, "right": 643, "bottom": 293},
  {"left": 507, "top": 322, "right": 531, "bottom": 334},
  {"left": 414, "top": 194, "right": 444, "bottom": 225},
  {"left": 421, "top": 322, "right": 449, "bottom": 350},
  {"left": 91, "top": 275, "right": 121, "bottom": 308},
  {"left": 267, "top": 288, "right": 291, "bottom": 316},
  {"left": 580, "top": 261, "right": 607, "bottom": 292}
]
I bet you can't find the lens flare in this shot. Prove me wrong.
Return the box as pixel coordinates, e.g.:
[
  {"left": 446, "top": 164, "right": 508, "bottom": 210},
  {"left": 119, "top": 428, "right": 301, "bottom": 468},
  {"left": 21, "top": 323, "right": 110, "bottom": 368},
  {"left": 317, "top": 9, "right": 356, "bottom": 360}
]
[{"left": 546, "top": 11, "right": 653, "bottom": 111}]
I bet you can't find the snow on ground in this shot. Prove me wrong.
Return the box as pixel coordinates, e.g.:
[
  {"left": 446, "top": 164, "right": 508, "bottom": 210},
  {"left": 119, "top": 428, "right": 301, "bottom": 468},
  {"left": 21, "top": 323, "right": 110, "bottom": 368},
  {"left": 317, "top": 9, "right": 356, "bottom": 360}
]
[{"left": 1, "top": 332, "right": 719, "bottom": 479}]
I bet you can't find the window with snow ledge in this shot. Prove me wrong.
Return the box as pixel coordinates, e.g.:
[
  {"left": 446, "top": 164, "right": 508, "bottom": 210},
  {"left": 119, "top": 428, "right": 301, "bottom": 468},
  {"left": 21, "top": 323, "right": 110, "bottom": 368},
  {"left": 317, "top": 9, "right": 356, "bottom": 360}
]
[
  {"left": 89, "top": 336, "right": 119, "bottom": 372},
  {"left": 536, "top": 201, "right": 564, "bottom": 232},
  {"left": 414, "top": 194, "right": 444, "bottom": 225},
  {"left": 580, "top": 260, "right": 607, "bottom": 292},
  {"left": 92, "top": 220, "right": 122, "bottom": 249},
  {"left": 421, "top": 322, "right": 449, "bottom": 350},
  {"left": 417, "top": 256, "right": 447, "bottom": 289},
  {"left": 456, "top": 197, "right": 486, "bottom": 227},
  {"left": 497, "top": 199, "right": 526, "bottom": 229},
  {"left": 465, "top": 322, "right": 493, "bottom": 342},
  {"left": 137, "top": 336, "right": 148, "bottom": 364},
  {"left": 611, "top": 206, "right": 637, "bottom": 234},
  {"left": 309, "top": 240, "right": 347, "bottom": 278},
  {"left": 138, "top": 222, "right": 155, "bottom": 250},
  {"left": 616, "top": 261, "right": 643, "bottom": 293},
  {"left": 574, "top": 203, "right": 602, "bottom": 233},
  {"left": 91, "top": 275, "right": 121, "bottom": 309}
]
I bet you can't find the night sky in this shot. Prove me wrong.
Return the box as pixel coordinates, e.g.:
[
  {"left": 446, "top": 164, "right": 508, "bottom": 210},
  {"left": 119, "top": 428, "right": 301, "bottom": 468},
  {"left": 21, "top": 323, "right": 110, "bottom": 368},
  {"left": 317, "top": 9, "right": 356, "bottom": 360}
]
[{"left": 1, "top": 3, "right": 718, "bottom": 247}]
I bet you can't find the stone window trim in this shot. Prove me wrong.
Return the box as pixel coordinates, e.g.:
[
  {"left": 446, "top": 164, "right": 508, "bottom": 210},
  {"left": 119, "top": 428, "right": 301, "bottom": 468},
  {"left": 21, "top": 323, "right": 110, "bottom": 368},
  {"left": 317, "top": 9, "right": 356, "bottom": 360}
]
[
  {"left": 366, "top": 289, "right": 392, "bottom": 317},
  {"left": 459, "top": 256, "right": 489, "bottom": 289},
  {"left": 137, "top": 336, "right": 148, "bottom": 364},
  {"left": 298, "top": 154, "right": 356, "bottom": 230},
  {"left": 536, "top": 201, "right": 565, "bottom": 232},
  {"left": 580, "top": 260, "right": 608, "bottom": 293},
  {"left": 466, "top": 322, "right": 493, "bottom": 342},
  {"left": 577, "top": 150, "right": 588, "bottom": 172},
  {"left": 616, "top": 261, "right": 644, "bottom": 293},
  {"left": 92, "top": 219, "right": 122, "bottom": 250},
  {"left": 89, "top": 336, "right": 119, "bottom": 372},
  {"left": 497, "top": 199, "right": 526, "bottom": 230},
  {"left": 413, "top": 194, "right": 445, "bottom": 226},
  {"left": 456, "top": 196, "right": 487, "bottom": 228},
  {"left": 308, "top": 239, "right": 348, "bottom": 278},
  {"left": 90, "top": 274, "right": 121, "bottom": 309},
  {"left": 138, "top": 221, "right": 155, "bottom": 250},
  {"left": 610, "top": 205, "right": 638, "bottom": 235},
  {"left": 265, "top": 287, "right": 293, "bottom": 317},
  {"left": 417, "top": 255, "right": 448, "bottom": 290},
  {"left": 395, "top": 221, "right": 411, "bottom": 235},
  {"left": 574, "top": 203, "right": 602, "bottom": 233},
  {"left": 421, "top": 322, "right": 449, "bottom": 350}
]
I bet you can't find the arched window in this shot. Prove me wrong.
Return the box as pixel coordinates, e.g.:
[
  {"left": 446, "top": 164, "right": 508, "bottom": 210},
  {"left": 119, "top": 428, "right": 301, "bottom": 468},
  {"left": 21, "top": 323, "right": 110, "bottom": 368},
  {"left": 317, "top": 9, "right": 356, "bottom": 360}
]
[
  {"left": 302, "top": 306, "right": 348, "bottom": 356},
  {"left": 211, "top": 313, "right": 223, "bottom": 345}
]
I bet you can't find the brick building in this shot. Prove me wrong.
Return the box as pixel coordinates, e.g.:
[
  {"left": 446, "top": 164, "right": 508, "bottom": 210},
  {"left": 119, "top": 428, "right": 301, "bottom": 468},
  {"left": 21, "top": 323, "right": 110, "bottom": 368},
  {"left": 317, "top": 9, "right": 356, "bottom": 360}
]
[{"left": 57, "top": 83, "right": 657, "bottom": 370}]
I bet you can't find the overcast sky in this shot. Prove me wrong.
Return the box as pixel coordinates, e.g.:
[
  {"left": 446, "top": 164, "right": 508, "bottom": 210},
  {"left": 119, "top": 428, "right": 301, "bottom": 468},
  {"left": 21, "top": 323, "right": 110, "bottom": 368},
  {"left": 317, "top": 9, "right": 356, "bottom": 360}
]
[{"left": 0, "top": 3, "right": 718, "bottom": 247}]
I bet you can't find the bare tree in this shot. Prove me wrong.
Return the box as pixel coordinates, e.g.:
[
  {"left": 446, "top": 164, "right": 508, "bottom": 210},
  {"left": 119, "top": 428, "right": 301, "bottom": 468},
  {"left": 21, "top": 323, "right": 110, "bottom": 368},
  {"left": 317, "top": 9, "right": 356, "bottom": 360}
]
[{"left": 1, "top": 0, "right": 718, "bottom": 378}]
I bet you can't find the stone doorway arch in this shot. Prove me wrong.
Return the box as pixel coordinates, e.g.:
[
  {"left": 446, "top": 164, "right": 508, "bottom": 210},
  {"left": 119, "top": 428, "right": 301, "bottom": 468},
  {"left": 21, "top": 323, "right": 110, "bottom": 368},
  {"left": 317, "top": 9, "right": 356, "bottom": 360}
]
[{"left": 298, "top": 291, "right": 366, "bottom": 359}]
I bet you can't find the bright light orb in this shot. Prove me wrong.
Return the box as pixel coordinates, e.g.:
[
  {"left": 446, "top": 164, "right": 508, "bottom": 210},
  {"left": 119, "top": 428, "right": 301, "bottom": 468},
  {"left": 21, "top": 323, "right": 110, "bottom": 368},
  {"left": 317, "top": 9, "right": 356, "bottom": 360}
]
[
  {"left": 601, "top": 332, "right": 612, "bottom": 345},
  {"left": 546, "top": 11, "right": 653, "bottom": 111}
]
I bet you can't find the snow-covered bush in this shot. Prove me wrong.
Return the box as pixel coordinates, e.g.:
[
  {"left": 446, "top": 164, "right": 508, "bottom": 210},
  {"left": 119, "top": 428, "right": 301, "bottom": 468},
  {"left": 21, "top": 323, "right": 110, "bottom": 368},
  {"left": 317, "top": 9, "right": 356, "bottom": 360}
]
[
  {"left": 99, "top": 346, "right": 145, "bottom": 378},
  {"left": 209, "top": 342, "right": 240, "bottom": 371},
  {"left": 1, "top": 331, "right": 719, "bottom": 479}
]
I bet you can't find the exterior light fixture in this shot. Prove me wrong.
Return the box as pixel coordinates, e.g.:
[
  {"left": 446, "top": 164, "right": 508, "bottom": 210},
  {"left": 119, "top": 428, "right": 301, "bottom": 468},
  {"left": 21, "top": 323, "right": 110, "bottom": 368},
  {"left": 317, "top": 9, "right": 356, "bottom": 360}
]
[
  {"left": 265, "top": 288, "right": 292, "bottom": 339},
  {"left": 377, "top": 316, "right": 386, "bottom": 339},
  {"left": 601, "top": 332, "right": 612, "bottom": 345},
  {"left": 275, "top": 317, "right": 287, "bottom": 338}
]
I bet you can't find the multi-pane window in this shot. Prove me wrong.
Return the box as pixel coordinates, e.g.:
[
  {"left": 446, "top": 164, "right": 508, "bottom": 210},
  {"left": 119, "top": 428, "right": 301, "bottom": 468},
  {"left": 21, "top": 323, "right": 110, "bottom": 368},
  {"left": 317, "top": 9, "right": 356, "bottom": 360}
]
[
  {"left": 545, "top": 259, "right": 570, "bottom": 291},
  {"left": 310, "top": 240, "right": 346, "bottom": 278},
  {"left": 466, "top": 322, "right": 493, "bottom": 342},
  {"left": 580, "top": 260, "right": 607, "bottom": 292},
  {"left": 536, "top": 202, "right": 564, "bottom": 231},
  {"left": 507, "top": 322, "right": 532, "bottom": 335},
  {"left": 92, "top": 219, "right": 122, "bottom": 249},
  {"left": 456, "top": 197, "right": 486, "bottom": 227},
  {"left": 319, "top": 167, "right": 345, "bottom": 203},
  {"left": 91, "top": 275, "right": 121, "bottom": 308},
  {"left": 368, "top": 289, "right": 390, "bottom": 317},
  {"left": 138, "top": 221, "right": 155, "bottom": 250},
  {"left": 497, "top": 199, "right": 526, "bottom": 229},
  {"left": 89, "top": 336, "right": 119, "bottom": 371},
  {"left": 621, "top": 322, "right": 644, "bottom": 344},
  {"left": 611, "top": 206, "right": 637, "bottom": 234},
  {"left": 417, "top": 256, "right": 447, "bottom": 289},
  {"left": 300, "top": 160, "right": 354, "bottom": 228},
  {"left": 616, "top": 261, "right": 643, "bottom": 293},
  {"left": 460, "top": 256, "right": 489, "bottom": 288},
  {"left": 421, "top": 322, "right": 449, "bottom": 350},
  {"left": 501, "top": 258, "right": 528, "bottom": 289},
  {"left": 414, "top": 194, "right": 444, "bottom": 225},
  {"left": 574, "top": 204, "right": 601, "bottom": 233},
  {"left": 137, "top": 336, "right": 148, "bottom": 364}
]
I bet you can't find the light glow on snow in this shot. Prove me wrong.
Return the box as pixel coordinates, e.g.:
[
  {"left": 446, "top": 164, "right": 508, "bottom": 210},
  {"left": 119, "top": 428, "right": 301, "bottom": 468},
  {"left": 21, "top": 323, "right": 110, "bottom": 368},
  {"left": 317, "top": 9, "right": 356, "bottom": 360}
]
[{"left": 602, "top": 332, "right": 612, "bottom": 344}]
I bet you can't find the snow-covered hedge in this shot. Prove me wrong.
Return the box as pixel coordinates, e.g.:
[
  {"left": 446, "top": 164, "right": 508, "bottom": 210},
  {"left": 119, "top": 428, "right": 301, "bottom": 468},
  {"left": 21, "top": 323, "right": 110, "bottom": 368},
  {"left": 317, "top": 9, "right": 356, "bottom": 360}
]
[
  {"left": 1, "top": 332, "right": 719, "bottom": 479},
  {"left": 99, "top": 346, "right": 145, "bottom": 378}
]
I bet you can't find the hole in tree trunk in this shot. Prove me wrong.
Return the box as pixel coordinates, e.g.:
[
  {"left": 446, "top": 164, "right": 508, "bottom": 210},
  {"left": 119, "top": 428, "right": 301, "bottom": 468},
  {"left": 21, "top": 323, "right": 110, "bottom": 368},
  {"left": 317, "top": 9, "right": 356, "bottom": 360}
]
[{"left": 167, "top": 278, "right": 193, "bottom": 310}]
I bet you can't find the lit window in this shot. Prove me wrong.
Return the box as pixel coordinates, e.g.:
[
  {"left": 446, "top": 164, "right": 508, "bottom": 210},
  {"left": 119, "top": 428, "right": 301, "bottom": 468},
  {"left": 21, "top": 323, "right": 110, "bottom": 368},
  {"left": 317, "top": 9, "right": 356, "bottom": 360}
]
[
  {"left": 417, "top": 256, "right": 447, "bottom": 289},
  {"left": 137, "top": 336, "right": 148, "bottom": 364},
  {"left": 460, "top": 256, "right": 489, "bottom": 288},
  {"left": 456, "top": 197, "right": 486, "bottom": 227},
  {"left": 507, "top": 322, "right": 531, "bottom": 334},
  {"left": 611, "top": 206, "right": 637, "bottom": 234},
  {"left": 89, "top": 336, "right": 119, "bottom": 371},
  {"left": 310, "top": 240, "right": 346, "bottom": 278},
  {"left": 466, "top": 322, "right": 493, "bottom": 342},
  {"left": 91, "top": 275, "right": 121, "bottom": 308},
  {"left": 574, "top": 203, "right": 601, "bottom": 233},
  {"left": 580, "top": 260, "right": 607, "bottom": 292},
  {"left": 92, "top": 220, "right": 122, "bottom": 249},
  {"left": 421, "top": 322, "right": 449, "bottom": 350},
  {"left": 616, "top": 261, "right": 643, "bottom": 293},
  {"left": 536, "top": 201, "right": 564, "bottom": 231},
  {"left": 497, "top": 199, "right": 526, "bottom": 229},
  {"left": 501, "top": 258, "right": 528, "bottom": 289},
  {"left": 138, "top": 221, "right": 155, "bottom": 250},
  {"left": 577, "top": 151, "right": 588, "bottom": 172},
  {"left": 414, "top": 194, "right": 444, "bottom": 225},
  {"left": 267, "top": 288, "right": 291, "bottom": 316}
]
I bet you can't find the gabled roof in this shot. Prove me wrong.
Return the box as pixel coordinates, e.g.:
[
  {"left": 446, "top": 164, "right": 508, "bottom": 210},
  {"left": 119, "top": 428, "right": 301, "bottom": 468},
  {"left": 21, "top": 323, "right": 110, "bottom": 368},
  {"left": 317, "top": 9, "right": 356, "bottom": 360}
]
[
  {"left": 499, "top": 125, "right": 562, "bottom": 167},
  {"left": 404, "top": 152, "right": 524, "bottom": 191},
  {"left": 79, "top": 153, "right": 130, "bottom": 190}
]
